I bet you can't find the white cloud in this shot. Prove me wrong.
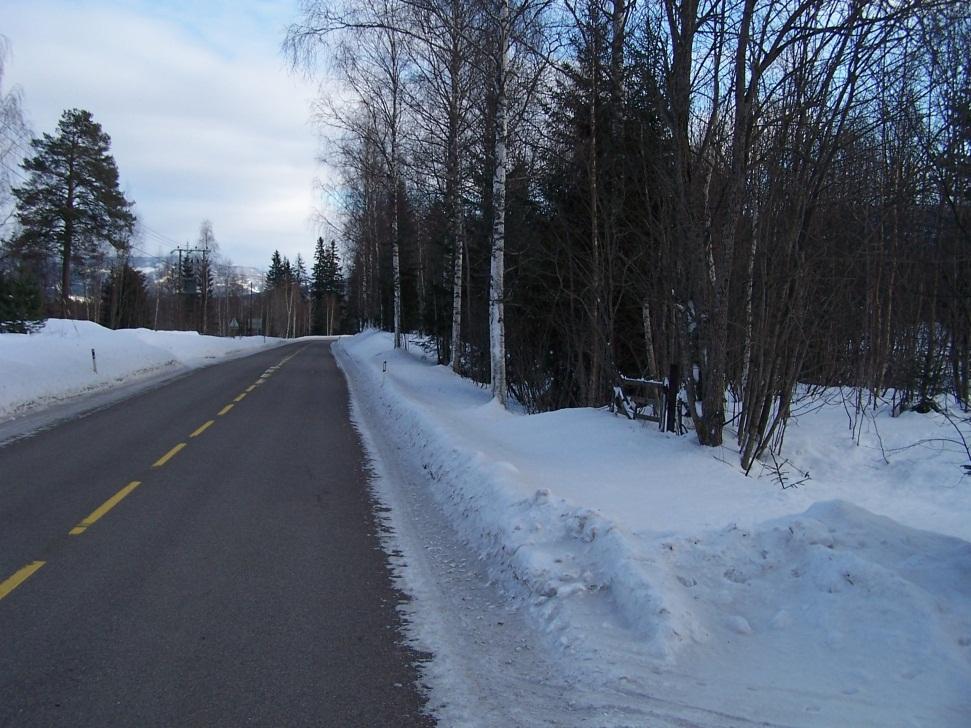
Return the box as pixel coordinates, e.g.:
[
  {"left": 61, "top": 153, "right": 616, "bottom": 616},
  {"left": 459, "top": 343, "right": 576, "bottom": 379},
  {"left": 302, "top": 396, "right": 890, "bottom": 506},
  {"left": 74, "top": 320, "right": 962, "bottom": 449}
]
[{"left": 3, "top": 0, "right": 333, "bottom": 268}]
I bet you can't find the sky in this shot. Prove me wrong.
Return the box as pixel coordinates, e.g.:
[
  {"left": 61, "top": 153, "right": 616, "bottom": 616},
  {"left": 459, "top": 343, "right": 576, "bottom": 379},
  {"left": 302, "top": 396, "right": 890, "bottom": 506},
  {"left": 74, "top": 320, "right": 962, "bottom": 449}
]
[{"left": 3, "top": 0, "right": 333, "bottom": 270}]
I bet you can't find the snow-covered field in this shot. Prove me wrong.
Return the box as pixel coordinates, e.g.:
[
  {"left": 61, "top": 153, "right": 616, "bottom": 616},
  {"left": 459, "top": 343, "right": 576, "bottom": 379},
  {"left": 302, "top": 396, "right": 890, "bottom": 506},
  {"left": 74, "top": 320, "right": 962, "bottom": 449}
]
[
  {"left": 337, "top": 330, "right": 971, "bottom": 727},
  {"left": 0, "top": 319, "right": 284, "bottom": 421}
]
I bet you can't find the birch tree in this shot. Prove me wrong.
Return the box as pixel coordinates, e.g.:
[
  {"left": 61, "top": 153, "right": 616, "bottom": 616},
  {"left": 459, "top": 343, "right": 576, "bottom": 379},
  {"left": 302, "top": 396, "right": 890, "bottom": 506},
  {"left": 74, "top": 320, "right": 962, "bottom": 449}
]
[
  {"left": 0, "top": 37, "right": 30, "bottom": 237},
  {"left": 401, "top": 0, "right": 482, "bottom": 371},
  {"left": 287, "top": 0, "right": 410, "bottom": 348}
]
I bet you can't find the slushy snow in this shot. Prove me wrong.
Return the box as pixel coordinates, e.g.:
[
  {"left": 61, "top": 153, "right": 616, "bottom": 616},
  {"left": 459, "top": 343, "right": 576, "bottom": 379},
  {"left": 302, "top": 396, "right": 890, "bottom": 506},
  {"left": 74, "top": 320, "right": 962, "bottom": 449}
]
[{"left": 337, "top": 330, "right": 971, "bottom": 727}]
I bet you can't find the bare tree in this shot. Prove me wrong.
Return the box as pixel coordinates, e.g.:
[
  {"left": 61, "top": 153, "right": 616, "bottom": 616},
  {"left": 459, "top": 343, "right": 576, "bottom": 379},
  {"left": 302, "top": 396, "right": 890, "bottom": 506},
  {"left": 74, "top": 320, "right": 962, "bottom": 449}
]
[
  {"left": 0, "top": 37, "right": 30, "bottom": 239},
  {"left": 287, "top": 0, "right": 412, "bottom": 348}
]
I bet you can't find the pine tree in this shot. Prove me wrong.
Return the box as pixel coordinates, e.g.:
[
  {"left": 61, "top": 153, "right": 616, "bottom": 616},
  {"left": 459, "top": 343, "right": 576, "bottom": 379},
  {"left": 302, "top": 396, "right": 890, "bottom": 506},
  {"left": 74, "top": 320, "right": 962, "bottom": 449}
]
[{"left": 9, "top": 109, "right": 135, "bottom": 316}]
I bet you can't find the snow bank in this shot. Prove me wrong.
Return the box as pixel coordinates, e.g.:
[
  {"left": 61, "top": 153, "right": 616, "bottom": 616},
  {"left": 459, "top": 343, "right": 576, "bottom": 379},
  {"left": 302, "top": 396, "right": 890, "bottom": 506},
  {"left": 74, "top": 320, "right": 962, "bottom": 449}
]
[
  {"left": 0, "top": 319, "right": 283, "bottom": 420},
  {"left": 337, "top": 330, "right": 971, "bottom": 726}
]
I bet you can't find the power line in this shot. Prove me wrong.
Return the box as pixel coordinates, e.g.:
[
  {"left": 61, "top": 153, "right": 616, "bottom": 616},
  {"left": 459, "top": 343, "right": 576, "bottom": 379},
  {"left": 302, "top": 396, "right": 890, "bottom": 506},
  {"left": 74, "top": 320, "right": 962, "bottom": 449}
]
[
  {"left": 139, "top": 223, "right": 182, "bottom": 248},
  {"left": 2, "top": 158, "right": 210, "bottom": 268},
  {"left": 0, "top": 160, "right": 29, "bottom": 183},
  {"left": 5, "top": 137, "right": 34, "bottom": 159}
]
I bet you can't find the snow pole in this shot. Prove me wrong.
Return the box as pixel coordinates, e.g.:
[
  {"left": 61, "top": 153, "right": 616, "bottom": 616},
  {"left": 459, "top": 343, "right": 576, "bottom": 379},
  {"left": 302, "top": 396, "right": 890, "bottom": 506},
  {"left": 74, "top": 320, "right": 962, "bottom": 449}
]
[{"left": 91, "top": 348, "right": 98, "bottom": 374}]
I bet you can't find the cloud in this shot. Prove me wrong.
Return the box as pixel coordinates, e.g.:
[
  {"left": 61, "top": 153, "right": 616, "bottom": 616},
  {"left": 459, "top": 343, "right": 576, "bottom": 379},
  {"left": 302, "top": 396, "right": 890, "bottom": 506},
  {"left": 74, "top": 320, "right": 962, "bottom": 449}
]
[{"left": 3, "top": 0, "right": 330, "bottom": 268}]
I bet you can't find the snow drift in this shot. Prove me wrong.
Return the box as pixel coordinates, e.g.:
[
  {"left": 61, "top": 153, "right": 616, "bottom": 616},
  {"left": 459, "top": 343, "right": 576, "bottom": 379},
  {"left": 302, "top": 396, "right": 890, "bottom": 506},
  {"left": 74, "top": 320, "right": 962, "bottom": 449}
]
[
  {"left": 0, "top": 319, "right": 283, "bottom": 421},
  {"left": 337, "top": 330, "right": 971, "bottom": 727}
]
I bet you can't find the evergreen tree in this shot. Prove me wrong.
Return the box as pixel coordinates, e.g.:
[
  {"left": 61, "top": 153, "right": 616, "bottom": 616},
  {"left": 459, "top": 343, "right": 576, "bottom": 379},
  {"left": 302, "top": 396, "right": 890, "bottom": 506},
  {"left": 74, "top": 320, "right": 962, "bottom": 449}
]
[
  {"left": 312, "top": 237, "right": 343, "bottom": 335},
  {"left": 293, "top": 253, "right": 308, "bottom": 294},
  {"left": 8, "top": 109, "right": 135, "bottom": 315},
  {"left": 179, "top": 254, "right": 197, "bottom": 329},
  {"left": 311, "top": 237, "right": 327, "bottom": 335},
  {"left": 311, "top": 237, "right": 328, "bottom": 334},
  {"left": 194, "top": 253, "right": 214, "bottom": 334},
  {"left": 311, "top": 237, "right": 328, "bottom": 295},
  {"left": 281, "top": 256, "right": 293, "bottom": 286},
  {"left": 101, "top": 262, "right": 149, "bottom": 330},
  {"left": 266, "top": 250, "right": 285, "bottom": 290},
  {"left": 0, "top": 269, "right": 44, "bottom": 333},
  {"left": 180, "top": 255, "right": 197, "bottom": 295}
]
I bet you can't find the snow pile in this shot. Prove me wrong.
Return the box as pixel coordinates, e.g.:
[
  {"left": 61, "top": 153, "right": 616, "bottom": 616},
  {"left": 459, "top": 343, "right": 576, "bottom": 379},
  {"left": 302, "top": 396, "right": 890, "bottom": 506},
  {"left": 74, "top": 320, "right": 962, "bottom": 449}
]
[
  {"left": 337, "top": 330, "right": 971, "bottom": 726},
  {"left": 0, "top": 319, "right": 282, "bottom": 420}
]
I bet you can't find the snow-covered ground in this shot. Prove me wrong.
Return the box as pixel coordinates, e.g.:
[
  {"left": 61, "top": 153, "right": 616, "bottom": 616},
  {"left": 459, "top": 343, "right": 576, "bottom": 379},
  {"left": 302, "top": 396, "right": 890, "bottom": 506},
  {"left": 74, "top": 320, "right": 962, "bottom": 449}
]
[
  {"left": 337, "top": 330, "right": 971, "bottom": 727},
  {"left": 0, "top": 319, "right": 284, "bottom": 422},
  {"left": 3, "top": 322, "right": 967, "bottom": 724}
]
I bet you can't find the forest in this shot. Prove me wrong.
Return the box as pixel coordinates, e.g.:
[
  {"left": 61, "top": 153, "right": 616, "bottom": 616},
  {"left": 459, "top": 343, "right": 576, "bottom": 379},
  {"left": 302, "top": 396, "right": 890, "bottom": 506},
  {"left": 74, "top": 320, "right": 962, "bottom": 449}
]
[
  {"left": 285, "top": 0, "right": 970, "bottom": 468},
  {"left": 2, "top": 1, "right": 968, "bottom": 470}
]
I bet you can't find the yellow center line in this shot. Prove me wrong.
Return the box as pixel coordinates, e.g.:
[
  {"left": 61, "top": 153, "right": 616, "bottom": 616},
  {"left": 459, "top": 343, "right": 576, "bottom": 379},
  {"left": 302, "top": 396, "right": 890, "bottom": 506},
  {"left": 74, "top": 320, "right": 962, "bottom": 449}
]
[
  {"left": 153, "top": 443, "right": 186, "bottom": 468},
  {"left": 69, "top": 481, "right": 141, "bottom": 535},
  {"left": 218, "top": 404, "right": 234, "bottom": 416},
  {"left": 190, "top": 420, "right": 215, "bottom": 438},
  {"left": 0, "top": 561, "right": 45, "bottom": 601},
  {"left": 233, "top": 392, "right": 247, "bottom": 403},
  {"left": 245, "top": 384, "right": 256, "bottom": 392}
]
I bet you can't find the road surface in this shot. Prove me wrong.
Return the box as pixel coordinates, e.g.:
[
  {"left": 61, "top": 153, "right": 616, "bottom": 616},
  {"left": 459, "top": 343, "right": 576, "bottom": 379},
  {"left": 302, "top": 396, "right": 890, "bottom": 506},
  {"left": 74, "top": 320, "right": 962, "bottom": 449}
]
[{"left": 0, "top": 341, "right": 431, "bottom": 727}]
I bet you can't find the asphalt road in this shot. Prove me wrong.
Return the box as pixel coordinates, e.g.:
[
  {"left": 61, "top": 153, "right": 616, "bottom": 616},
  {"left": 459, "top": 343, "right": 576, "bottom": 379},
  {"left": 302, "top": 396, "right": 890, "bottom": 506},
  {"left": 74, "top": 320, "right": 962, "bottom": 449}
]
[{"left": 0, "top": 341, "right": 433, "bottom": 727}]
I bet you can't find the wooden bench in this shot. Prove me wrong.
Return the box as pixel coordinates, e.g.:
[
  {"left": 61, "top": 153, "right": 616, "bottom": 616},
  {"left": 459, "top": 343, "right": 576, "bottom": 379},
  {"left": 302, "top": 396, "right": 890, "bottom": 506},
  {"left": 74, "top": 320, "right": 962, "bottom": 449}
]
[
  {"left": 612, "top": 377, "right": 665, "bottom": 423},
  {"left": 613, "top": 364, "right": 685, "bottom": 434}
]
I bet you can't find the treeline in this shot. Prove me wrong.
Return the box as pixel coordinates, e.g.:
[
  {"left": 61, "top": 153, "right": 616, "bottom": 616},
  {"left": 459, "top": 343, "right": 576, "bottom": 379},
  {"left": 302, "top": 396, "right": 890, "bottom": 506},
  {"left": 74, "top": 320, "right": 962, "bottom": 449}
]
[
  {"left": 262, "top": 239, "right": 345, "bottom": 338},
  {"left": 0, "top": 101, "right": 346, "bottom": 338},
  {"left": 80, "top": 236, "right": 344, "bottom": 338},
  {"left": 287, "top": 0, "right": 970, "bottom": 466}
]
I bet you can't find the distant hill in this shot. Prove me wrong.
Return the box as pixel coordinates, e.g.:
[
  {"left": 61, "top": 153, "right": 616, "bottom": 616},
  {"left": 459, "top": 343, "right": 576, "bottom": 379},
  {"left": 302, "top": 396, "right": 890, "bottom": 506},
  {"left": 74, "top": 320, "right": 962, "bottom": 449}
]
[{"left": 129, "top": 256, "right": 267, "bottom": 293}]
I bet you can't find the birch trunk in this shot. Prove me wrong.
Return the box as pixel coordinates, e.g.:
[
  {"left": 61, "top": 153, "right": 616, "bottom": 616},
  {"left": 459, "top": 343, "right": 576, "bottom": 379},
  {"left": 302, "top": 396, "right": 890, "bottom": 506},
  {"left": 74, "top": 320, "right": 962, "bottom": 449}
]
[
  {"left": 642, "top": 301, "right": 658, "bottom": 378},
  {"left": 448, "top": 174, "right": 464, "bottom": 371},
  {"left": 448, "top": 0, "right": 465, "bottom": 372},
  {"left": 489, "top": 0, "right": 510, "bottom": 406},
  {"left": 391, "top": 159, "right": 402, "bottom": 348}
]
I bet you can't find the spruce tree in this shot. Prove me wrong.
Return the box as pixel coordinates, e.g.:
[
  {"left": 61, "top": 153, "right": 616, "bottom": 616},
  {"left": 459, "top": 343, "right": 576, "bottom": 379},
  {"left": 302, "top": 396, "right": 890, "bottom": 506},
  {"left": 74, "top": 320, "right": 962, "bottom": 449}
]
[
  {"left": 180, "top": 255, "right": 197, "bottom": 329},
  {"left": 311, "top": 236, "right": 328, "bottom": 334},
  {"left": 266, "top": 250, "right": 284, "bottom": 290},
  {"left": 0, "top": 269, "right": 43, "bottom": 333},
  {"left": 294, "top": 253, "right": 308, "bottom": 292},
  {"left": 326, "top": 239, "right": 342, "bottom": 296},
  {"left": 9, "top": 109, "right": 135, "bottom": 315},
  {"left": 311, "top": 238, "right": 342, "bottom": 335}
]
